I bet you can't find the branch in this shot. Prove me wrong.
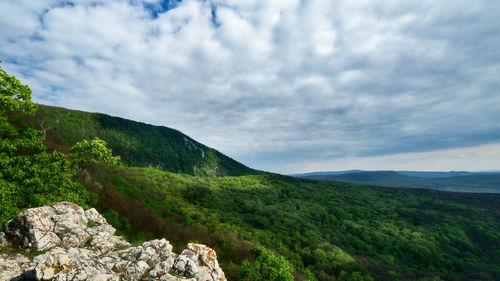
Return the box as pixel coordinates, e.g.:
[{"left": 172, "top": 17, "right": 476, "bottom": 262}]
[{"left": 40, "top": 118, "right": 56, "bottom": 164}]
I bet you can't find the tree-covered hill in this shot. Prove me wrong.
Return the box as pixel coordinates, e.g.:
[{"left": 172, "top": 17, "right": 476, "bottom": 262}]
[
  {"left": 12, "top": 103, "right": 500, "bottom": 280},
  {"left": 298, "top": 171, "right": 500, "bottom": 193},
  {"left": 4, "top": 65, "right": 499, "bottom": 281},
  {"left": 18, "top": 104, "right": 256, "bottom": 176},
  {"left": 83, "top": 164, "right": 500, "bottom": 281}
]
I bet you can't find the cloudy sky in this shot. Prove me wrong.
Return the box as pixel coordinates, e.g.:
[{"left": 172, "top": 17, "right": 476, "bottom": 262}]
[{"left": 1, "top": 0, "right": 499, "bottom": 174}]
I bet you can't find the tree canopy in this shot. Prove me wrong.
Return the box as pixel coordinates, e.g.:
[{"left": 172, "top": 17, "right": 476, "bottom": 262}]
[
  {"left": 0, "top": 63, "right": 116, "bottom": 227},
  {"left": 0, "top": 64, "right": 36, "bottom": 115},
  {"left": 241, "top": 246, "right": 294, "bottom": 281}
]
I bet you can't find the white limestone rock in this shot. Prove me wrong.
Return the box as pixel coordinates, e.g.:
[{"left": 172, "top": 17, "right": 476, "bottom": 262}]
[
  {"left": 172, "top": 243, "right": 226, "bottom": 281},
  {"left": 149, "top": 258, "right": 176, "bottom": 278},
  {"left": 115, "top": 238, "right": 174, "bottom": 267},
  {"left": 32, "top": 247, "right": 119, "bottom": 281},
  {"left": 4, "top": 202, "right": 131, "bottom": 253},
  {"left": 5, "top": 206, "right": 59, "bottom": 251},
  {"left": 159, "top": 273, "right": 196, "bottom": 281},
  {"left": 124, "top": 260, "right": 150, "bottom": 281},
  {"left": 0, "top": 253, "right": 34, "bottom": 281},
  {"left": 84, "top": 208, "right": 108, "bottom": 225},
  {"left": 1, "top": 203, "right": 227, "bottom": 281}
]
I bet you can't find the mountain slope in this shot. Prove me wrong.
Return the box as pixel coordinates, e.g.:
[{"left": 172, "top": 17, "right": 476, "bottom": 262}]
[
  {"left": 299, "top": 171, "right": 500, "bottom": 193},
  {"left": 83, "top": 164, "right": 500, "bottom": 281},
  {"left": 19, "top": 104, "right": 256, "bottom": 176},
  {"left": 9, "top": 104, "right": 500, "bottom": 280}
]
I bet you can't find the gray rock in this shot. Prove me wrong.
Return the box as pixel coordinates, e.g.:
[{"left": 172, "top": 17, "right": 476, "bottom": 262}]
[
  {"left": 0, "top": 253, "right": 34, "bottom": 281},
  {"left": 2, "top": 203, "right": 227, "bottom": 281},
  {"left": 159, "top": 273, "right": 196, "bottom": 281},
  {"left": 0, "top": 231, "right": 9, "bottom": 247},
  {"left": 173, "top": 243, "right": 226, "bottom": 281},
  {"left": 84, "top": 208, "right": 108, "bottom": 225},
  {"left": 33, "top": 247, "right": 119, "bottom": 281},
  {"left": 5, "top": 206, "right": 59, "bottom": 251},
  {"left": 4, "top": 202, "right": 130, "bottom": 253},
  {"left": 115, "top": 238, "right": 173, "bottom": 267},
  {"left": 124, "top": 260, "right": 150, "bottom": 281},
  {"left": 149, "top": 258, "right": 176, "bottom": 278}
]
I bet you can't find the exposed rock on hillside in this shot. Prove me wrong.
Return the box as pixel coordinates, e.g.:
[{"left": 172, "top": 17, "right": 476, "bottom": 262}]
[{"left": 0, "top": 202, "right": 226, "bottom": 281}]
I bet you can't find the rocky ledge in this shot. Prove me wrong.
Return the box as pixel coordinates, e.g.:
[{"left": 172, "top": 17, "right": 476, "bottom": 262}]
[{"left": 0, "top": 202, "right": 226, "bottom": 281}]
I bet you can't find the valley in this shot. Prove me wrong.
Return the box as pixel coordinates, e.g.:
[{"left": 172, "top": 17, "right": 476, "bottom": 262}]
[
  {"left": 4, "top": 103, "right": 499, "bottom": 280},
  {"left": 294, "top": 170, "right": 500, "bottom": 193}
]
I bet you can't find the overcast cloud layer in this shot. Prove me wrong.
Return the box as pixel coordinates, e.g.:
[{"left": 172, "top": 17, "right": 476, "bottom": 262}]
[{"left": 1, "top": 0, "right": 499, "bottom": 173}]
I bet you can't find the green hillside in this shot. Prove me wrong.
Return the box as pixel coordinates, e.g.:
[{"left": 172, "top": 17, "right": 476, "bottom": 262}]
[
  {"left": 19, "top": 104, "right": 256, "bottom": 176},
  {"left": 6, "top": 102, "right": 500, "bottom": 280},
  {"left": 301, "top": 171, "right": 500, "bottom": 193},
  {"left": 83, "top": 164, "right": 500, "bottom": 281}
]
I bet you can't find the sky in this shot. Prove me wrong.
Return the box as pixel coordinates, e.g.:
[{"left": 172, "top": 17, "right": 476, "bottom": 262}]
[{"left": 1, "top": 0, "right": 499, "bottom": 174}]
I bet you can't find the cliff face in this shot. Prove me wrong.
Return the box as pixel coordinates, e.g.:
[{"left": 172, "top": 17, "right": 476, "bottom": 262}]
[{"left": 0, "top": 202, "right": 226, "bottom": 281}]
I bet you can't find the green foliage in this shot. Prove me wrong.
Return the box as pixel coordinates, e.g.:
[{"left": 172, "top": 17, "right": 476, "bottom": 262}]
[
  {"left": 0, "top": 65, "right": 36, "bottom": 115},
  {"left": 102, "top": 209, "right": 131, "bottom": 237},
  {"left": 87, "top": 220, "right": 98, "bottom": 228},
  {"left": 337, "top": 270, "right": 374, "bottom": 281},
  {"left": 5, "top": 63, "right": 500, "bottom": 280},
  {"left": 88, "top": 164, "right": 500, "bottom": 281},
  {"left": 70, "top": 137, "right": 120, "bottom": 171},
  {"left": 0, "top": 64, "right": 118, "bottom": 228},
  {"left": 241, "top": 246, "right": 294, "bottom": 281},
  {"left": 22, "top": 104, "right": 257, "bottom": 176}
]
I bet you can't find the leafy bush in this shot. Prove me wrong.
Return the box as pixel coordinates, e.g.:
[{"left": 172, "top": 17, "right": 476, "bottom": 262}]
[
  {"left": 0, "top": 63, "right": 117, "bottom": 227},
  {"left": 241, "top": 246, "right": 294, "bottom": 281}
]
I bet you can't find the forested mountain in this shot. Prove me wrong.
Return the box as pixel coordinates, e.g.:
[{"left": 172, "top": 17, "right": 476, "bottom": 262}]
[
  {"left": 296, "top": 171, "right": 500, "bottom": 193},
  {"left": 18, "top": 104, "right": 256, "bottom": 176},
  {"left": 291, "top": 170, "right": 488, "bottom": 178},
  {"left": 83, "top": 164, "right": 500, "bottom": 281},
  {"left": 5, "top": 102, "right": 500, "bottom": 280}
]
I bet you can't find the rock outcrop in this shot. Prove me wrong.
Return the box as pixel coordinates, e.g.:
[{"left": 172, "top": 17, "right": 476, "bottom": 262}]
[
  {"left": 0, "top": 253, "right": 34, "bottom": 281},
  {"left": 0, "top": 202, "right": 226, "bottom": 281}
]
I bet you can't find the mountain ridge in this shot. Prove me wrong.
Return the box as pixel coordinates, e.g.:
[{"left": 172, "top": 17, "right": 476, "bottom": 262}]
[
  {"left": 294, "top": 170, "right": 500, "bottom": 193},
  {"left": 17, "top": 104, "right": 257, "bottom": 177},
  {"left": 6, "top": 103, "right": 500, "bottom": 280},
  {"left": 291, "top": 170, "right": 500, "bottom": 178}
]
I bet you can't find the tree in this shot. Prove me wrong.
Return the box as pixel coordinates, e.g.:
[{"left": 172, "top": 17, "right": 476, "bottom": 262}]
[
  {"left": 0, "top": 62, "right": 115, "bottom": 227},
  {"left": 0, "top": 64, "right": 36, "bottom": 115},
  {"left": 70, "top": 137, "right": 120, "bottom": 176},
  {"left": 240, "top": 246, "right": 294, "bottom": 281}
]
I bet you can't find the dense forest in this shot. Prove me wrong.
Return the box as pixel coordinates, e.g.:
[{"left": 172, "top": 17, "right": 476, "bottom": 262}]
[
  {"left": 19, "top": 104, "right": 256, "bottom": 176},
  {"left": 2, "top": 69, "right": 499, "bottom": 280},
  {"left": 83, "top": 164, "right": 500, "bottom": 281}
]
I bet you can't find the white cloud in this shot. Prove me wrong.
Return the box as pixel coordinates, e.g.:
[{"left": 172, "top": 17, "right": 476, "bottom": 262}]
[{"left": 1, "top": 0, "right": 499, "bottom": 173}]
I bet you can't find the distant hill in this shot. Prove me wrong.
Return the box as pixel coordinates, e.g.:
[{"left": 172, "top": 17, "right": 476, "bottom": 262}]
[
  {"left": 16, "top": 104, "right": 257, "bottom": 176},
  {"left": 394, "top": 171, "right": 474, "bottom": 178},
  {"left": 5, "top": 103, "right": 500, "bottom": 280},
  {"left": 295, "top": 170, "right": 500, "bottom": 193},
  {"left": 289, "top": 170, "right": 364, "bottom": 177},
  {"left": 292, "top": 170, "right": 500, "bottom": 178},
  {"left": 394, "top": 171, "right": 500, "bottom": 178}
]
